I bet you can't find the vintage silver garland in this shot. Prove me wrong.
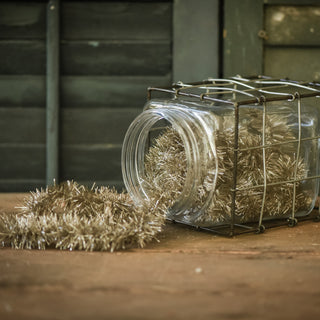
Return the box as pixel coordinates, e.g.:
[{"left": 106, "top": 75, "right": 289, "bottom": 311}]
[
  {"left": 0, "top": 181, "right": 166, "bottom": 251},
  {"left": 143, "top": 109, "right": 312, "bottom": 225}
]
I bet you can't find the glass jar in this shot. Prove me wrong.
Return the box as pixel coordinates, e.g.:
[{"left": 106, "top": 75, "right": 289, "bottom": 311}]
[{"left": 121, "top": 77, "right": 320, "bottom": 230}]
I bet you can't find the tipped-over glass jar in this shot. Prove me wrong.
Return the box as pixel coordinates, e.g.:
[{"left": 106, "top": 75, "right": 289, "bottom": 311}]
[{"left": 122, "top": 77, "right": 320, "bottom": 230}]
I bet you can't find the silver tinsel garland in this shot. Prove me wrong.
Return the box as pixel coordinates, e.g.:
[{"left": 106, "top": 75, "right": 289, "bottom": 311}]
[
  {"left": 143, "top": 110, "right": 312, "bottom": 225},
  {"left": 0, "top": 181, "right": 166, "bottom": 251}
]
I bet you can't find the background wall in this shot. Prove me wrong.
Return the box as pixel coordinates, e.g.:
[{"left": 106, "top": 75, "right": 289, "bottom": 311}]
[{"left": 0, "top": 0, "right": 319, "bottom": 192}]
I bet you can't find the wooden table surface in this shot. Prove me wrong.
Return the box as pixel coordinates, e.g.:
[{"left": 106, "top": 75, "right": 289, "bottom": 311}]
[{"left": 1, "top": 193, "right": 320, "bottom": 320}]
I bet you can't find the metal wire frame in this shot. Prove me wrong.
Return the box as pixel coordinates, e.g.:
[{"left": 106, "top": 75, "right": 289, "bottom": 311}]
[{"left": 147, "top": 76, "right": 320, "bottom": 236}]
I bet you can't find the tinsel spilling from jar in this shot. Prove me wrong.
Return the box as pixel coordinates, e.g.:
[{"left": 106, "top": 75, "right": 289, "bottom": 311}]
[
  {"left": 0, "top": 110, "right": 314, "bottom": 251},
  {"left": 143, "top": 109, "right": 312, "bottom": 226}
]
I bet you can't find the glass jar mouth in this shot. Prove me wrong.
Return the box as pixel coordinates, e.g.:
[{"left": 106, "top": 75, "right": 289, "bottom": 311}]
[{"left": 121, "top": 105, "right": 218, "bottom": 220}]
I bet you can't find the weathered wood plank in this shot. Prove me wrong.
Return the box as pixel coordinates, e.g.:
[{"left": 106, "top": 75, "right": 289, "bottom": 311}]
[
  {"left": 61, "top": 41, "right": 171, "bottom": 76},
  {"left": 0, "top": 108, "right": 45, "bottom": 143},
  {"left": 223, "top": 0, "right": 264, "bottom": 77},
  {"left": 60, "top": 146, "right": 123, "bottom": 182},
  {"left": 0, "top": 2, "right": 46, "bottom": 39},
  {"left": 61, "top": 2, "right": 172, "bottom": 40},
  {"left": 1, "top": 145, "right": 123, "bottom": 188},
  {"left": 0, "top": 179, "right": 46, "bottom": 192},
  {"left": 0, "top": 76, "right": 46, "bottom": 107},
  {"left": 265, "top": 6, "right": 320, "bottom": 46},
  {"left": 61, "top": 75, "right": 171, "bottom": 108},
  {"left": 0, "top": 107, "right": 140, "bottom": 145},
  {"left": 0, "top": 41, "right": 171, "bottom": 76},
  {"left": 0, "top": 41, "right": 45, "bottom": 74},
  {"left": 0, "top": 145, "right": 45, "bottom": 180},
  {"left": 264, "top": 47, "right": 320, "bottom": 81},
  {"left": 173, "top": 0, "right": 220, "bottom": 82},
  {"left": 62, "top": 108, "right": 141, "bottom": 145},
  {"left": 0, "top": 75, "right": 170, "bottom": 108},
  {"left": 0, "top": 2, "right": 172, "bottom": 41}
]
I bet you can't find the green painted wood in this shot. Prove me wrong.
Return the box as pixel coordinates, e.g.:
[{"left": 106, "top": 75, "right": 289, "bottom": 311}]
[
  {"left": 46, "top": 0, "right": 60, "bottom": 185},
  {"left": 0, "top": 1, "right": 172, "bottom": 41},
  {"left": 0, "top": 41, "right": 46, "bottom": 74},
  {"left": 223, "top": 0, "right": 264, "bottom": 77},
  {"left": 265, "top": 0, "right": 320, "bottom": 5},
  {"left": 1, "top": 144, "right": 124, "bottom": 189},
  {"left": 0, "top": 145, "right": 45, "bottom": 180},
  {"left": 0, "top": 2, "right": 46, "bottom": 39},
  {"left": 61, "top": 75, "right": 171, "bottom": 108},
  {"left": 0, "top": 108, "right": 142, "bottom": 145},
  {"left": 60, "top": 145, "right": 123, "bottom": 181},
  {"left": 265, "top": 6, "right": 320, "bottom": 46},
  {"left": 62, "top": 108, "right": 141, "bottom": 145},
  {"left": 61, "top": 41, "right": 171, "bottom": 76},
  {"left": 173, "top": 0, "right": 220, "bottom": 82},
  {"left": 0, "top": 107, "right": 140, "bottom": 145},
  {"left": 0, "top": 108, "right": 45, "bottom": 143},
  {"left": 0, "top": 76, "right": 45, "bottom": 107},
  {"left": 61, "top": 2, "right": 172, "bottom": 40},
  {"left": 0, "top": 41, "right": 171, "bottom": 76},
  {"left": 264, "top": 47, "right": 320, "bottom": 81},
  {"left": 0, "top": 180, "right": 46, "bottom": 192},
  {"left": 0, "top": 75, "right": 170, "bottom": 108}
]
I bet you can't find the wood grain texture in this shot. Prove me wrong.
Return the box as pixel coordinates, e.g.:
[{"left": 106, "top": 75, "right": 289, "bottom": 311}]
[
  {"left": 0, "top": 197, "right": 320, "bottom": 318},
  {"left": 62, "top": 108, "right": 141, "bottom": 144},
  {"left": 60, "top": 75, "right": 171, "bottom": 108},
  {"left": 0, "top": 76, "right": 46, "bottom": 107},
  {"left": 61, "top": 1, "right": 172, "bottom": 40},
  {"left": 60, "top": 41, "right": 171, "bottom": 76},
  {"left": 0, "top": 2, "right": 172, "bottom": 41},
  {"left": 264, "top": 47, "right": 320, "bottom": 81},
  {"left": 173, "top": 0, "right": 220, "bottom": 82},
  {"left": 0, "top": 144, "right": 124, "bottom": 191},
  {"left": 0, "top": 106, "right": 139, "bottom": 191},
  {"left": 265, "top": 6, "right": 320, "bottom": 46},
  {"left": 0, "top": 107, "right": 140, "bottom": 144},
  {"left": 0, "top": 145, "right": 45, "bottom": 180},
  {"left": 0, "top": 75, "right": 170, "bottom": 108},
  {"left": 223, "top": 0, "right": 264, "bottom": 77},
  {"left": 60, "top": 145, "right": 123, "bottom": 182},
  {"left": 0, "top": 0, "right": 173, "bottom": 192},
  {"left": 0, "top": 41, "right": 171, "bottom": 76},
  {"left": 0, "top": 41, "right": 45, "bottom": 75},
  {"left": 0, "top": 2, "right": 46, "bottom": 39},
  {"left": 0, "top": 108, "right": 45, "bottom": 143}
]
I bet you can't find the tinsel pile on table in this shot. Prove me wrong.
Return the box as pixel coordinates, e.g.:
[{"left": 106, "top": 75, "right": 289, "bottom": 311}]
[{"left": 0, "top": 182, "right": 166, "bottom": 252}]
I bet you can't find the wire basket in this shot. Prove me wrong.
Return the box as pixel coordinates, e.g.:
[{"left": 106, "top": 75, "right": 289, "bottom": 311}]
[{"left": 122, "top": 76, "right": 320, "bottom": 236}]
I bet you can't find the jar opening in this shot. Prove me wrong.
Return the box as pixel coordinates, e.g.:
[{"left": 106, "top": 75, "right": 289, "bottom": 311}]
[{"left": 121, "top": 106, "right": 218, "bottom": 221}]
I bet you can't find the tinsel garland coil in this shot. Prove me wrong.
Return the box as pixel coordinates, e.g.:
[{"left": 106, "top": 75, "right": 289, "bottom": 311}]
[{"left": 0, "top": 182, "right": 167, "bottom": 252}]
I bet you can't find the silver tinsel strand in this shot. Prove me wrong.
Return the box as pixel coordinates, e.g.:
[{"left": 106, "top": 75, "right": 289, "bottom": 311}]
[
  {"left": 143, "top": 110, "right": 312, "bottom": 225},
  {"left": 0, "top": 181, "right": 166, "bottom": 252}
]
